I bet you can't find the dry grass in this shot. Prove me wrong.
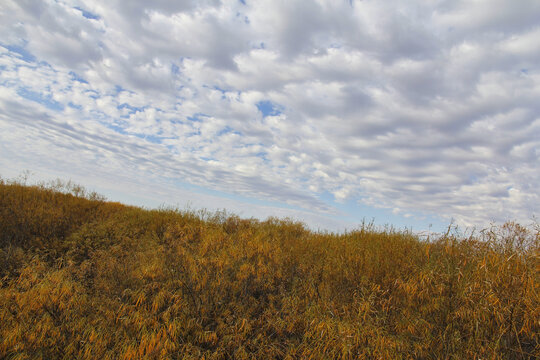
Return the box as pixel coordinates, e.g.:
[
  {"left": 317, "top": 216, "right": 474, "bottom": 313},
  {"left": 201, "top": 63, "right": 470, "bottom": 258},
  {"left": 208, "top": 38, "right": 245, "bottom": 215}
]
[{"left": 0, "top": 177, "right": 538, "bottom": 359}]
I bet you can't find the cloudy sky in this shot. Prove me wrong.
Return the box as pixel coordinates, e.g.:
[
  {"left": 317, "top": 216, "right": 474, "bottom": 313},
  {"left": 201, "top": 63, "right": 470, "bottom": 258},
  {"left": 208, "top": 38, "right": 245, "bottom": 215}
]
[{"left": 1, "top": 0, "right": 539, "bottom": 232}]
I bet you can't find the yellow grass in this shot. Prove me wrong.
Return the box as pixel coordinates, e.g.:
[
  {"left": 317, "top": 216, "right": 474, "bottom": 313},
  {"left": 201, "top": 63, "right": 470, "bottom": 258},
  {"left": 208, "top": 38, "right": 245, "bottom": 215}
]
[{"left": 0, "top": 177, "right": 538, "bottom": 359}]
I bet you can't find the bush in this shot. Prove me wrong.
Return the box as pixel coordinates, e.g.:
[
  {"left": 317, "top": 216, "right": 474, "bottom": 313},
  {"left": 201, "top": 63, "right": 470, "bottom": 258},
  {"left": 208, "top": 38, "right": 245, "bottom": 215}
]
[{"left": 0, "top": 179, "right": 538, "bottom": 359}]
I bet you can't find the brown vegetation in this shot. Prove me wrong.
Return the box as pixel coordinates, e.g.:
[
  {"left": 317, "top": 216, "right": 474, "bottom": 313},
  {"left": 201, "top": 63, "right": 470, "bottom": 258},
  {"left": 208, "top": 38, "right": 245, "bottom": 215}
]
[{"left": 0, "top": 178, "right": 538, "bottom": 359}]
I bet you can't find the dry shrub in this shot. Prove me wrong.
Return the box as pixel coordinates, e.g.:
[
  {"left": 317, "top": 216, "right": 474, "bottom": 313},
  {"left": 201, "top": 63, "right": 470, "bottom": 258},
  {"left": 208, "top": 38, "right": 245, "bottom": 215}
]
[{"left": 0, "top": 178, "right": 538, "bottom": 359}]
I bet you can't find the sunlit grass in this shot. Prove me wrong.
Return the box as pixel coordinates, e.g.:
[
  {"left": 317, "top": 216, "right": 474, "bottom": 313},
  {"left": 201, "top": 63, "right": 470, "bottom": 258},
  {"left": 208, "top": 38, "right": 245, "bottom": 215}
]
[{"left": 0, "top": 176, "right": 538, "bottom": 359}]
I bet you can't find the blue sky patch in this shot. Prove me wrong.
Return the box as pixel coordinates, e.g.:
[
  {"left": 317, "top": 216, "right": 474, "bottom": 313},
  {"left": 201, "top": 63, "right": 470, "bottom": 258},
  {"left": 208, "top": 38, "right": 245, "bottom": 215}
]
[
  {"left": 74, "top": 6, "right": 100, "bottom": 20},
  {"left": 256, "top": 100, "right": 282, "bottom": 117},
  {"left": 106, "top": 123, "right": 127, "bottom": 135},
  {"left": 68, "top": 102, "right": 82, "bottom": 110},
  {"left": 85, "top": 90, "right": 100, "bottom": 99},
  {"left": 69, "top": 71, "right": 88, "bottom": 84},
  {"left": 117, "top": 103, "right": 144, "bottom": 116},
  {"left": 17, "top": 88, "right": 64, "bottom": 111},
  {"left": 187, "top": 113, "right": 210, "bottom": 122},
  {"left": 3, "top": 44, "right": 36, "bottom": 63},
  {"left": 134, "top": 134, "right": 163, "bottom": 144}
]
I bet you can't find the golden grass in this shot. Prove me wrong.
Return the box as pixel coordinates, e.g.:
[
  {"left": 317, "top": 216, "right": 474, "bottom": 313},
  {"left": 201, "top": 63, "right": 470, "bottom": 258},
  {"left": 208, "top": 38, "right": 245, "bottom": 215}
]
[{"left": 0, "top": 177, "right": 538, "bottom": 359}]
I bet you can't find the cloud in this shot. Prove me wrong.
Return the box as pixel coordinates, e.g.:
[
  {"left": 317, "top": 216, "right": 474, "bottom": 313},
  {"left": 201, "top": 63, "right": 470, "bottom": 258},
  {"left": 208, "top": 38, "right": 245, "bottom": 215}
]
[{"left": 0, "top": 0, "right": 538, "bottom": 230}]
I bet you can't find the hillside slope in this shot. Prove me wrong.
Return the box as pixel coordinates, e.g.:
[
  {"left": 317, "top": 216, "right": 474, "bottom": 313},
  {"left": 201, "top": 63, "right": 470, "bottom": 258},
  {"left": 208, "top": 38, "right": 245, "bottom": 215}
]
[{"left": 0, "top": 179, "right": 538, "bottom": 359}]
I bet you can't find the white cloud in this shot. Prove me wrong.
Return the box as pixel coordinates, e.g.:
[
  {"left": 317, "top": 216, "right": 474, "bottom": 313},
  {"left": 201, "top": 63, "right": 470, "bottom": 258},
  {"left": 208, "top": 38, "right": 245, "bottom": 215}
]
[{"left": 0, "top": 0, "right": 538, "bottom": 230}]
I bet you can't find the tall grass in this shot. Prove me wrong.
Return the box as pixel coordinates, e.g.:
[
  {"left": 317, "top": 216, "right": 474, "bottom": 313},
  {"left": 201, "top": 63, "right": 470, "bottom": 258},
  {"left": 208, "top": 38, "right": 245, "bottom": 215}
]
[{"left": 0, "top": 177, "right": 538, "bottom": 359}]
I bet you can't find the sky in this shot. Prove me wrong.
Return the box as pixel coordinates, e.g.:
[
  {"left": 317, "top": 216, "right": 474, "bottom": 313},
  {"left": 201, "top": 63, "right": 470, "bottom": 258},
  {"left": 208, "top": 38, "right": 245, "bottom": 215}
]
[{"left": 1, "top": 0, "right": 539, "bottom": 233}]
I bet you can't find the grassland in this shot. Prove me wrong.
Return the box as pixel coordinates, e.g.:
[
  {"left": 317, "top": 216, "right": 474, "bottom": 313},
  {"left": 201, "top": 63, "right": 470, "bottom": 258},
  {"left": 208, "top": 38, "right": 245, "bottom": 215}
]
[{"left": 0, "top": 177, "right": 538, "bottom": 359}]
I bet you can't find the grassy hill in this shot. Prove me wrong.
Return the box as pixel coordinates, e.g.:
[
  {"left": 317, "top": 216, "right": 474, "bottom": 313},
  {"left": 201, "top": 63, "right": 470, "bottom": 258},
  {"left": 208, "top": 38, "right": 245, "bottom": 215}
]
[{"left": 0, "top": 178, "right": 538, "bottom": 359}]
